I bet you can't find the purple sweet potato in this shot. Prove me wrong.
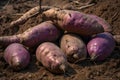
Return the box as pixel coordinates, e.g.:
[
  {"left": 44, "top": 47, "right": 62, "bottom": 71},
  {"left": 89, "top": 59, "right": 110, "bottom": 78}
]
[
  {"left": 0, "top": 21, "right": 61, "bottom": 47},
  {"left": 88, "top": 14, "right": 112, "bottom": 32},
  {"left": 42, "top": 8, "right": 104, "bottom": 36},
  {"left": 36, "top": 42, "right": 68, "bottom": 74},
  {"left": 4, "top": 43, "right": 30, "bottom": 70},
  {"left": 87, "top": 32, "right": 115, "bottom": 61},
  {"left": 0, "top": 35, "right": 21, "bottom": 47},
  {"left": 60, "top": 34, "right": 87, "bottom": 63}
]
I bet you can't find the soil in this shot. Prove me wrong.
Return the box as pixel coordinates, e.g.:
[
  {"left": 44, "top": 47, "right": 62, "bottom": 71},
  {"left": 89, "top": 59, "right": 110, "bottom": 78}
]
[{"left": 0, "top": 0, "right": 120, "bottom": 80}]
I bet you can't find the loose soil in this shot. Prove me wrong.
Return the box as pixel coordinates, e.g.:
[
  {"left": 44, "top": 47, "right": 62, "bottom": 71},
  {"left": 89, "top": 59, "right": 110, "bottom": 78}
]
[{"left": 0, "top": 0, "right": 120, "bottom": 80}]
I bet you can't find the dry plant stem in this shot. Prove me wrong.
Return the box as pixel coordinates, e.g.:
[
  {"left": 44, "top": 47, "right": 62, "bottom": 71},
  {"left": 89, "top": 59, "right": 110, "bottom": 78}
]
[
  {"left": 71, "top": 0, "right": 95, "bottom": 5},
  {"left": 112, "top": 11, "right": 119, "bottom": 22},
  {"left": 12, "top": 13, "right": 24, "bottom": 16},
  {"left": 73, "top": 57, "right": 86, "bottom": 64},
  {"left": 87, "top": 0, "right": 96, "bottom": 4},
  {"left": 39, "top": 0, "right": 42, "bottom": 13},
  {"left": 39, "top": 72, "right": 47, "bottom": 79},
  {"left": 74, "top": 3, "right": 95, "bottom": 10}
]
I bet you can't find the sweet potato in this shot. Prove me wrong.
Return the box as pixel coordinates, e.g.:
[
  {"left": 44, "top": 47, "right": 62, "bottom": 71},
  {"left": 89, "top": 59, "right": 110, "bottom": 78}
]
[
  {"left": 10, "top": 6, "right": 52, "bottom": 27},
  {"left": 88, "top": 14, "right": 112, "bottom": 32},
  {"left": 4, "top": 43, "right": 30, "bottom": 70},
  {"left": 87, "top": 32, "right": 115, "bottom": 61},
  {"left": 0, "top": 21, "right": 61, "bottom": 47},
  {"left": 0, "top": 35, "right": 21, "bottom": 47},
  {"left": 60, "top": 34, "right": 87, "bottom": 63},
  {"left": 42, "top": 8, "right": 104, "bottom": 36},
  {"left": 36, "top": 42, "right": 68, "bottom": 74},
  {"left": 10, "top": 3, "right": 94, "bottom": 27}
]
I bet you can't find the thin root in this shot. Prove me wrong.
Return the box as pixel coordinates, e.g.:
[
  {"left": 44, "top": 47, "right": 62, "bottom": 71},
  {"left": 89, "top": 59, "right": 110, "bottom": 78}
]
[
  {"left": 11, "top": 13, "right": 24, "bottom": 16},
  {"left": 87, "top": 0, "right": 97, "bottom": 4},
  {"left": 74, "top": 57, "right": 87, "bottom": 64},
  {"left": 2, "top": 0, "right": 11, "bottom": 9},
  {"left": 73, "top": 3, "right": 95, "bottom": 10}
]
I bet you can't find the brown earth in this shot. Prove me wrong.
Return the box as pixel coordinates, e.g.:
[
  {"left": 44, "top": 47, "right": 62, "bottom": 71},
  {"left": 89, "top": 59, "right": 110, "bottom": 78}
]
[{"left": 0, "top": 0, "right": 120, "bottom": 80}]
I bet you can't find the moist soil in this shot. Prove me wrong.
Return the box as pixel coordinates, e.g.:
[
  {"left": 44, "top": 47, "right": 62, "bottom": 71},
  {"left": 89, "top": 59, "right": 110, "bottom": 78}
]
[{"left": 0, "top": 0, "right": 120, "bottom": 80}]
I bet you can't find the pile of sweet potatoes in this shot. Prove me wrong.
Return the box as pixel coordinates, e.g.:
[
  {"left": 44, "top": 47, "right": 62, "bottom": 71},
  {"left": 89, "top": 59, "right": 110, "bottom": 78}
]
[{"left": 0, "top": 6, "right": 117, "bottom": 74}]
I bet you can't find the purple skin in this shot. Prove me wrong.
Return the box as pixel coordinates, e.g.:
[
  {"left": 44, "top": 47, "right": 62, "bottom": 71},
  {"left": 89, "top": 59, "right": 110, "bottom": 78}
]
[
  {"left": 43, "top": 9, "right": 104, "bottom": 36},
  {"left": 88, "top": 14, "right": 112, "bottom": 32},
  {"left": 0, "top": 21, "right": 61, "bottom": 47},
  {"left": 4, "top": 43, "right": 30, "bottom": 70},
  {"left": 0, "top": 35, "right": 20, "bottom": 47},
  {"left": 21, "top": 21, "right": 61, "bottom": 47},
  {"left": 36, "top": 42, "right": 68, "bottom": 74},
  {"left": 87, "top": 32, "right": 115, "bottom": 61}
]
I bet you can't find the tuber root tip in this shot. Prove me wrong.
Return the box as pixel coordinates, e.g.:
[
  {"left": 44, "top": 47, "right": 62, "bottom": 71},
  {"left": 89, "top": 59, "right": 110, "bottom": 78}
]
[
  {"left": 11, "top": 57, "right": 23, "bottom": 70},
  {"left": 60, "top": 64, "right": 66, "bottom": 73},
  {"left": 73, "top": 54, "right": 79, "bottom": 59},
  {"left": 90, "top": 53, "right": 98, "bottom": 61},
  {"left": 11, "top": 62, "right": 22, "bottom": 70}
]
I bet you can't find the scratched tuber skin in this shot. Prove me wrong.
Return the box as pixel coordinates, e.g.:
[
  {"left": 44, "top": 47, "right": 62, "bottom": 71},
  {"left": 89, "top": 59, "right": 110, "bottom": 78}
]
[
  {"left": 36, "top": 42, "right": 68, "bottom": 74},
  {"left": 60, "top": 34, "right": 87, "bottom": 63}
]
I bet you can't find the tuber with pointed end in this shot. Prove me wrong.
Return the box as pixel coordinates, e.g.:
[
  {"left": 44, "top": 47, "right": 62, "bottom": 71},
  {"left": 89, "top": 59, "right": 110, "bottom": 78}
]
[
  {"left": 88, "top": 14, "right": 112, "bottom": 32},
  {"left": 42, "top": 8, "right": 104, "bottom": 36},
  {"left": 60, "top": 34, "right": 87, "bottom": 63},
  {"left": 10, "top": 7, "right": 105, "bottom": 36},
  {"left": 0, "top": 35, "right": 21, "bottom": 47},
  {"left": 10, "top": 6, "right": 53, "bottom": 27},
  {"left": 87, "top": 32, "right": 115, "bottom": 61},
  {"left": 0, "top": 21, "right": 61, "bottom": 47},
  {"left": 4, "top": 43, "right": 30, "bottom": 70},
  {"left": 36, "top": 42, "right": 68, "bottom": 74}
]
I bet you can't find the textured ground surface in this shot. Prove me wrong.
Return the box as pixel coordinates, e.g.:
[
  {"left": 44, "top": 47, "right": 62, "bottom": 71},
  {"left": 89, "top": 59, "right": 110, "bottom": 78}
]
[{"left": 0, "top": 0, "right": 120, "bottom": 80}]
